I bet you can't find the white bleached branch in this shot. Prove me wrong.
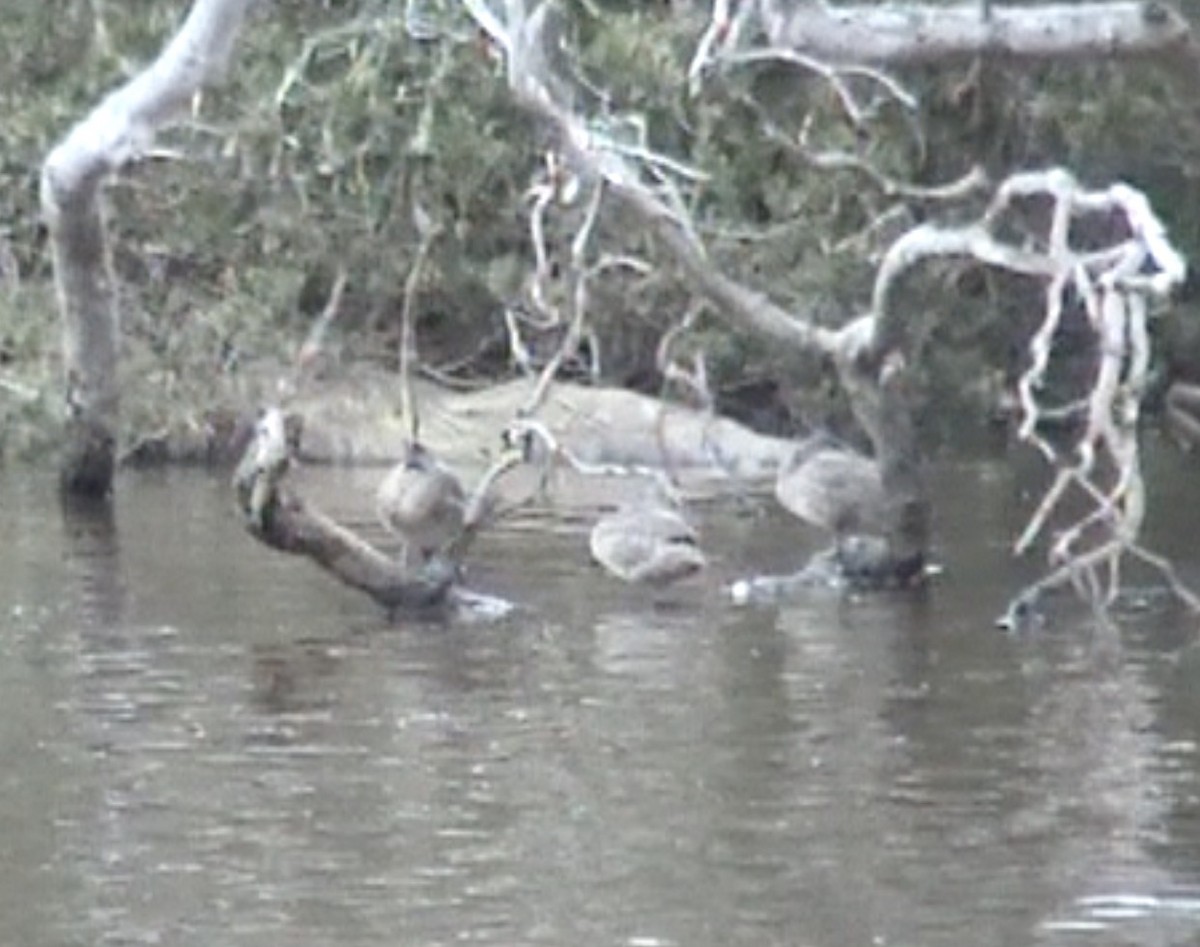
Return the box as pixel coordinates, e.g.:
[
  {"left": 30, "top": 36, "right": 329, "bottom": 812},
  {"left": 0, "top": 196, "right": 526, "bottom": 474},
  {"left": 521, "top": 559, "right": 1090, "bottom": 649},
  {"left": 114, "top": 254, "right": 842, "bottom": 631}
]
[{"left": 43, "top": 0, "right": 257, "bottom": 496}]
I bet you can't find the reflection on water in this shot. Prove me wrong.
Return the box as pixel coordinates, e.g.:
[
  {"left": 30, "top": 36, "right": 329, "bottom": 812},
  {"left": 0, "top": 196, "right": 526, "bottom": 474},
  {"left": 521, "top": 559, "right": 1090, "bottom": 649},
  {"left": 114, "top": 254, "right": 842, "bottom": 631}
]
[{"left": 0, "top": 445, "right": 1198, "bottom": 947}]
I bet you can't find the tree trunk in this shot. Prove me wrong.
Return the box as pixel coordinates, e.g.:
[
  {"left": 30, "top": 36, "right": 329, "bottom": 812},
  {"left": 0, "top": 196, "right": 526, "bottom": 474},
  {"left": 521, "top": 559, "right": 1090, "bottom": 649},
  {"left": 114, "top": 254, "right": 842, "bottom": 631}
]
[
  {"left": 463, "top": 0, "right": 1194, "bottom": 592},
  {"left": 41, "top": 0, "right": 254, "bottom": 498}
]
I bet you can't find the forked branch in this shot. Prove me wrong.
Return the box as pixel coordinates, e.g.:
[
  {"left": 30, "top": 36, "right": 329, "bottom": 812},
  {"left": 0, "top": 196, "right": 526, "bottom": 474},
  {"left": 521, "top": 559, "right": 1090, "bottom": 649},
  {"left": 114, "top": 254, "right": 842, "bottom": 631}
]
[{"left": 234, "top": 409, "right": 523, "bottom": 617}]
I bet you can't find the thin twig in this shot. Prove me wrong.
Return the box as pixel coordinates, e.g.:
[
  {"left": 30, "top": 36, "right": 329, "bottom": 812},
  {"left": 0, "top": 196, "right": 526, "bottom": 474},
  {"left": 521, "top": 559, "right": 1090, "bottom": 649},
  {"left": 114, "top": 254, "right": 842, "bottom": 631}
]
[
  {"left": 722, "top": 47, "right": 920, "bottom": 121},
  {"left": 295, "top": 265, "right": 347, "bottom": 377},
  {"left": 507, "top": 416, "right": 682, "bottom": 501},
  {"left": 399, "top": 220, "right": 440, "bottom": 443},
  {"left": 0, "top": 376, "right": 39, "bottom": 402}
]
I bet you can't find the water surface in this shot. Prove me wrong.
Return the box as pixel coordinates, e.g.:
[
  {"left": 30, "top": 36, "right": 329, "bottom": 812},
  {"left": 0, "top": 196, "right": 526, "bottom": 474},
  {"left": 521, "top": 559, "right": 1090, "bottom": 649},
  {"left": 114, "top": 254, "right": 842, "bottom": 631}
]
[{"left": 2, "top": 443, "right": 1199, "bottom": 946}]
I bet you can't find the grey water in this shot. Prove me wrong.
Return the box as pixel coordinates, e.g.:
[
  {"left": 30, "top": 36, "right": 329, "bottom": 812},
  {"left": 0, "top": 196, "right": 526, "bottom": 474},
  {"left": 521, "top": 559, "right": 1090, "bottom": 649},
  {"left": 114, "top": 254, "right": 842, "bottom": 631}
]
[{"left": 2, "top": 439, "right": 1199, "bottom": 947}]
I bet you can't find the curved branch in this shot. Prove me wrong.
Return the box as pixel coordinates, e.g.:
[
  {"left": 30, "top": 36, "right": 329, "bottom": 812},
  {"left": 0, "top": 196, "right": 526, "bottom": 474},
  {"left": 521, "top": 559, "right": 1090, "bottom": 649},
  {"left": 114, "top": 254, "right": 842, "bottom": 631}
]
[
  {"left": 721, "top": 47, "right": 919, "bottom": 123},
  {"left": 470, "top": 1, "right": 1192, "bottom": 615},
  {"left": 234, "top": 410, "right": 523, "bottom": 618},
  {"left": 233, "top": 411, "right": 457, "bottom": 612},
  {"left": 465, "top": 1, "right": 841, "bottom": 360},
  {"left": 42, "top": 0, "right": 256, "bottom": 497},
  {"left": 468, "top": 0, "right": 932, "bottom": 584}
]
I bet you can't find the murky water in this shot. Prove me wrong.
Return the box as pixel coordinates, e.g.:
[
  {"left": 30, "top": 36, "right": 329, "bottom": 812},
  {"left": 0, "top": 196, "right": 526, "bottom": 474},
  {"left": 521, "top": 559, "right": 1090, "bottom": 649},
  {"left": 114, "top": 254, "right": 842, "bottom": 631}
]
[{"left": 2, "top": 440, "right": 1199, "bottom": 947}]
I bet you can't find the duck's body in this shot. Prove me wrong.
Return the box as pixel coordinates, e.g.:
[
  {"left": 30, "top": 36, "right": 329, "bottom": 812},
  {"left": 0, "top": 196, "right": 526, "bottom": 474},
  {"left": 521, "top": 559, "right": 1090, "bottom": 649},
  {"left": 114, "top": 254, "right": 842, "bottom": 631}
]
[
  {"left": 377, "top": 442, "right": 466, "bottom": 562},
  {"left": 503, "top": 416, "right": 706, "bottom": 586},
  {"left": 589, "top": 502, "right": 706, "bottom": 586},
  {"left": 774, "top": 433, "right": 886, "bottom": 538}
]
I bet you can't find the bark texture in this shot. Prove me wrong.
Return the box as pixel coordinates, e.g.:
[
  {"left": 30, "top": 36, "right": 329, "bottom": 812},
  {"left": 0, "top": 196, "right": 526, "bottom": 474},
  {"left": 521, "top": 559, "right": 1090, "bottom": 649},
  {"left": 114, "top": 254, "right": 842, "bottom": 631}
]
[
  {"left": 755, "top": 0, "right": 1193, "bottom": 66},
  {"left": 42, "top": 0, "right": 255, "bottom": 497},
  {"left": 233, "top": 411, "right": 458, "bottom": 613},
  {"left": 467, "top": 0, "right": 931, "bottom": 584}
]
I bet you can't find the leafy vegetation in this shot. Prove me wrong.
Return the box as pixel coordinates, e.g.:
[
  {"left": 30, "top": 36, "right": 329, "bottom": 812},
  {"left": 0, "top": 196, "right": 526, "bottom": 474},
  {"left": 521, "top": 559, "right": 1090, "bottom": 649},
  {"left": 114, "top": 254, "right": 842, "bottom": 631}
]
[{"left": 2, "top": 0, "right": 1199, "bottom": 461}]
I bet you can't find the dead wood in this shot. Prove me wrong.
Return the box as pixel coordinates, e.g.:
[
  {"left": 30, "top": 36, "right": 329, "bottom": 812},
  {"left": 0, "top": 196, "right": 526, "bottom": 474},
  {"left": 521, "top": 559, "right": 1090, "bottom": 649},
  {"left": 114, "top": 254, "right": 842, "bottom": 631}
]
[
  {"left": 464, "top": 2, "right": 1198, "bottom": 617},
  {"left": 43, "top": 0, "right": 255, "bottom": 497},
  {"left": 465, "top": 0, "right": 929, "bottom": 586},
  {"left": 753, "top": 0, "right": 1193, "bottom": 68},
  {"left": 232, "top": 409, "right": 520, "bottom": 617}
]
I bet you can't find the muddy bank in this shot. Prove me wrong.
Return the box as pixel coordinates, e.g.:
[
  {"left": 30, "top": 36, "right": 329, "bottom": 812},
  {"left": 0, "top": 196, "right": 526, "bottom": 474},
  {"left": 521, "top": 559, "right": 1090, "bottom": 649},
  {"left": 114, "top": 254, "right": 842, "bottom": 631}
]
[{"left": 120, "top": 365, "right": 797, "bottom": 483}]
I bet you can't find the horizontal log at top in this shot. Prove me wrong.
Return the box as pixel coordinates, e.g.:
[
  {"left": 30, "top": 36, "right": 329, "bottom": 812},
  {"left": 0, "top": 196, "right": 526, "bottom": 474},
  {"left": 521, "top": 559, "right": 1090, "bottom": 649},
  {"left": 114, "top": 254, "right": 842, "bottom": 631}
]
[{"left": 758, "top": 1, "right": 1191, "bottom": 66}]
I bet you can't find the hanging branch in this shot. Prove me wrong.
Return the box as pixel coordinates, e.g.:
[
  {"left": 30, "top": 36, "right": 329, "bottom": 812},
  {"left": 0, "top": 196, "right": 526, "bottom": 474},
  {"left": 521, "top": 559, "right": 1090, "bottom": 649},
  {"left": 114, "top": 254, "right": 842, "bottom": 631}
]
[
  {"left": 656, "top": 303, "right": 714, "bottom": 413},
  {"left": 721, "top": 47, "right": 921, "bottom": 127},
  {"left": 520, "top": 177, "right": 605, "bottom": 414},
  {"left": 294, "top": 265, "right": 348, "bottom": 381},
  {"left": 654, "top": 302, "right": 719, "bottom": 480},
  {"left": 865, "top": 170, "right": 1192, "bottom": 617},
  {"left": 521, "top": 251, "right": 649, "bottom": 416},
  {"left": 399, "top": 217, "right": 440, "bottom": 443},
  {"left": 465, "top": 0, "right": 1193, "bottom": 615},
  {"left": 462, "top": 0, "right": 922, "bottom": 579}
]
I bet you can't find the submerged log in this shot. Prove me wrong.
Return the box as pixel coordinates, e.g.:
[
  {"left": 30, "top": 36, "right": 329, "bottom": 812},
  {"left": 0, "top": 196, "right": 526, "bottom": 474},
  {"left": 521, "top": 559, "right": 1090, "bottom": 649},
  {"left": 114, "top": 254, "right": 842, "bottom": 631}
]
[{"left": 233, "top": 409, "right": 476, "bottom": 616}]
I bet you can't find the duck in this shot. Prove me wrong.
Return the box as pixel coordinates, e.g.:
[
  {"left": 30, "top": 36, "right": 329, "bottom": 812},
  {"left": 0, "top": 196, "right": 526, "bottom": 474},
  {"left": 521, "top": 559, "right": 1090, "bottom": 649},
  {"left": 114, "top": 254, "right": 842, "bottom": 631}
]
[
  {"left": 589, "top": 498, "right": 707, "bottom": 586},
  {"left": 774, "top": 432, "right": 886, "bottom": 540},
  {"left": 505, "top": 417, "right": 706, "bottom": 585},
  {"left": 376, "top": 440, "right": 466, "bottom": 564}
]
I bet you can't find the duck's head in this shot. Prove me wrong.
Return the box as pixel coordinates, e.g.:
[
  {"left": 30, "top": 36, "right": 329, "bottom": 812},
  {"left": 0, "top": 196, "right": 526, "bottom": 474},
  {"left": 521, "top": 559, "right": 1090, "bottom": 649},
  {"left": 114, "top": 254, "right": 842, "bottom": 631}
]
[
  {"left": 403, "top": 440, "right": 433, "bottom": 469},
  {"left": 502, "top": 418, "right": 558, "bottom": 467}
]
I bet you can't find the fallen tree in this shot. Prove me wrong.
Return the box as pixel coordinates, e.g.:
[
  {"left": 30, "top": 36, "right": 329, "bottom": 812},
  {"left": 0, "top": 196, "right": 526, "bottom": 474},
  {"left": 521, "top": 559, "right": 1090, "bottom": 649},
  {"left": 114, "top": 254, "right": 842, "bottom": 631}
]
[
  {"left": 43, "top": 0, "right": 1200, "bottom": 620},
  {"left": 462, "top": 0, "right": 1197, "bottom": 618},
  {"left": 749, "top": 0, "right": 1197, "bottom": 68}
]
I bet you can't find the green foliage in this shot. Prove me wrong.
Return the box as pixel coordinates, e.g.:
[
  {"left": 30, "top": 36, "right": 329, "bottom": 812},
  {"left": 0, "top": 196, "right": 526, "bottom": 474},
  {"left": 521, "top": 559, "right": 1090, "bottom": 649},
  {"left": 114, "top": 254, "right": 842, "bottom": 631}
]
[
  {"left": 4, "top": 0, "right": 1200, "bottom": 461},
  {"left": 0, "top": 285, "right": 63, "bottom": 461}
]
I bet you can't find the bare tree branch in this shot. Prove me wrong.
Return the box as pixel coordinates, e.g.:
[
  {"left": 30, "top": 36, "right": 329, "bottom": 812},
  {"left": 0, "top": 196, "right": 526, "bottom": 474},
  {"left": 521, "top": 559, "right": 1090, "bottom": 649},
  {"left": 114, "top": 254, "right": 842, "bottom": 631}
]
[
  {"left": 399, "top": 217, "right": 440, "bottom": 443},
  {"left": 43, "top": 0, "right": 257, "bottom": 497},
  {"left": 294, "top": 265, "right": 347, "bottom": 382},
  {"left": 234, "top": 409, "right": 523, "bottom": 617},
  {"left": 469, "top": 0, "right": 1193, "bottom": 616},
  {"left": 721, "top": 47, "right": 920, "bottom": 123},
  {"left": 232, "top": 409, "right": 452, "bottom": 609}
]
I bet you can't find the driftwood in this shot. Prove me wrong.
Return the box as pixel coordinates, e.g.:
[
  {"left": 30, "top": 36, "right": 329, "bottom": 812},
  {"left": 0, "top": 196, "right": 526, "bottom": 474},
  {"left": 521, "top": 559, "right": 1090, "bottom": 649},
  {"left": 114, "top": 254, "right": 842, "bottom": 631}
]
[{"left": 233, "top": 409, "right": 519, "bottom": 619}]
